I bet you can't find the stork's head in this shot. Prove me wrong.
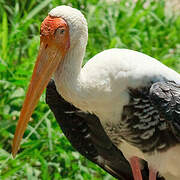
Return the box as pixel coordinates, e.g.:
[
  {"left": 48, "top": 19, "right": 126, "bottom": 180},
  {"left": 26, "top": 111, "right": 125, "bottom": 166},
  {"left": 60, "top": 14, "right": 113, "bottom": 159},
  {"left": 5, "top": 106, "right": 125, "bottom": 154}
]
[{"left": 12, "top": 6, "right": 87, "bottom": 157}]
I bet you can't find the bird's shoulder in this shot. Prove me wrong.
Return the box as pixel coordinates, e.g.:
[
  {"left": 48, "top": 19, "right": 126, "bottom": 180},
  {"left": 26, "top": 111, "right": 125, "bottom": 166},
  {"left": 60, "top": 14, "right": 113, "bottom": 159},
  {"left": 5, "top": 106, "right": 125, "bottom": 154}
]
[
  {"left": 83, "top": 48, "right": 180, "bottom": 90},
  {"left": 83, "top": 48, "right": 158, "bottom": 71}
]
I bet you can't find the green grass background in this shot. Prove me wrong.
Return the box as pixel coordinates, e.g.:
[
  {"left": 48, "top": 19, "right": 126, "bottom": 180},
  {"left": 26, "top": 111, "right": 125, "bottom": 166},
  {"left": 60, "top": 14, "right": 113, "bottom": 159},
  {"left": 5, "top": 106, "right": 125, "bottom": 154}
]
[{"left": 0, "top": 0, "right": 180, "bottom": 179}]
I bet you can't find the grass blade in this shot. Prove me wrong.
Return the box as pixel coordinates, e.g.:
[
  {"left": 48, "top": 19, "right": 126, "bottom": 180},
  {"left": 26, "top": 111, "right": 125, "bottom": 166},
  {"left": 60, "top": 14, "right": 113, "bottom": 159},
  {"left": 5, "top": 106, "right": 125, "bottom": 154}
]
[
  {"left": 2, "top": 11, "right": 8, "bottom": 59},
  {"left": 23, "top": 0, "right": 52, "bottom": 23}
]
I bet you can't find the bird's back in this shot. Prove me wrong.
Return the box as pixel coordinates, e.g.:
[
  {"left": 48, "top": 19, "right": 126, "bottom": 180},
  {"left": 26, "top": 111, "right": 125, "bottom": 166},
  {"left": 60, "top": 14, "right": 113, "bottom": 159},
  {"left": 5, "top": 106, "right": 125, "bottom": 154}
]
[
  {"left": 81, "top": 48, "right": 180, "bottom": 124},
  {"left": 83, "top": 49, "right": 180, "bottom": 89}
]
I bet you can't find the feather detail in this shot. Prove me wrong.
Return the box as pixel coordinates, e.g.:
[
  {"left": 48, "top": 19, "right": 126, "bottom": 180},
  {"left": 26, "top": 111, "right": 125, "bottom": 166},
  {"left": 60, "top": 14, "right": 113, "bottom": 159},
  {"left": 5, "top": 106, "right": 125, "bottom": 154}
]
[{"left": 46, "top": 80, "right": 157, "bottom": 180}]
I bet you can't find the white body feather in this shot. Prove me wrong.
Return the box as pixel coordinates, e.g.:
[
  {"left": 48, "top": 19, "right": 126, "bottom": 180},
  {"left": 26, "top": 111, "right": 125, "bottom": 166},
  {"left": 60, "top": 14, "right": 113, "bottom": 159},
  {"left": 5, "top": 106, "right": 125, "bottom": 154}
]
[{"left": 50, "top": 6, "right": 180, "bottom": 179}]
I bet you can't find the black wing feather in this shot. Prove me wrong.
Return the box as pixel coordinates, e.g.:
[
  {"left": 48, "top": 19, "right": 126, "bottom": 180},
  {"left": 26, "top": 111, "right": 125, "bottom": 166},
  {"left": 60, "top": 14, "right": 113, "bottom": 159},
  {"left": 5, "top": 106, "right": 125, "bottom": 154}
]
[
  {"left": 46, "top": 80, "right": 151, "bottom": 180},
  {"left": 150, "top": 81, "right": 180, "bottom": 141}
]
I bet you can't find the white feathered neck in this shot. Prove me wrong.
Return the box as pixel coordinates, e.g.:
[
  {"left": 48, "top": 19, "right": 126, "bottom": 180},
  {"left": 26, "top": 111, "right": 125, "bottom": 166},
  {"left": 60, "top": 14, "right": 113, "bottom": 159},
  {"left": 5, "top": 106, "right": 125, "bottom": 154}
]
[{"left": 50, "top": 6, "right": 89, "bottom": 108}]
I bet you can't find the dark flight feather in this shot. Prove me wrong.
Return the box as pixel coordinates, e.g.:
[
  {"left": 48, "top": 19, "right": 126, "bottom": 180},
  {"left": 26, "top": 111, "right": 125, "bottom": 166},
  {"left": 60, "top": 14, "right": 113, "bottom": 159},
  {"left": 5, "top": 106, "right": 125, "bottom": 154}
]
[{"left": 46, "top": 79, "right": 166, "bottom": 180}]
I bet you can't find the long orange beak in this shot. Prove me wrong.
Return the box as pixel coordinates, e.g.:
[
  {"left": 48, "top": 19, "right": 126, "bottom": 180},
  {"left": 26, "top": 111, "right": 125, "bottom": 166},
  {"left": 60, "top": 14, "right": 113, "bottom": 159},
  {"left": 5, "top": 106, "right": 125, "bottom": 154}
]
[{"left": 12, "top": 38, "right": 63, "bottom": 157}]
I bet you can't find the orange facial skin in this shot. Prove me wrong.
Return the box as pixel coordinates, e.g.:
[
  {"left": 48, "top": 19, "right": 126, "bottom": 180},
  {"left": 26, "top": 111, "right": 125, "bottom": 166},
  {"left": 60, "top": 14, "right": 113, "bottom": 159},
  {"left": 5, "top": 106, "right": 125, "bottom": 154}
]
[
  {"left": 40, "top": 15, "right": 70, "bottom": 55},
  {"left": 12, "top": 16, "right": 70, "bottom": 157}
]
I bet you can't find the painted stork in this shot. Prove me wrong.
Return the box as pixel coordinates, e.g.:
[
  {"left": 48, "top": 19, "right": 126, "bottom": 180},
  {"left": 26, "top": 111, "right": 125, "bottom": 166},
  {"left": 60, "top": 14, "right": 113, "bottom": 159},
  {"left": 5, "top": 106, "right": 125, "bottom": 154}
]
[{"left": 12, "top": 5, "right": 180, "bottom": 180}]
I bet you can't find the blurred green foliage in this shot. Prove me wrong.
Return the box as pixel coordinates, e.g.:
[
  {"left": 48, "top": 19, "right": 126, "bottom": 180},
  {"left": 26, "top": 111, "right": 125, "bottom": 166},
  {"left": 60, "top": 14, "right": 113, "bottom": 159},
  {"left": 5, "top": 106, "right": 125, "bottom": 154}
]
[{"left": 0, "top": 0, "right": 180, "bottom": 179}]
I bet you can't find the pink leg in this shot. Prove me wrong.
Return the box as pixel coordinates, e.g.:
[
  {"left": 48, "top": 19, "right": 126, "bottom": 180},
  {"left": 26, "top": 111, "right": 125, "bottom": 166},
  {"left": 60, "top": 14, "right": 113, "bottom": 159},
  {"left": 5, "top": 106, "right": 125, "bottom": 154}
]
[
  {"left": 129, "top": 156, "right": 143, "bottom": 180},
  {"left": 149, "top": 167, "right": 157, "bottom": 180}
]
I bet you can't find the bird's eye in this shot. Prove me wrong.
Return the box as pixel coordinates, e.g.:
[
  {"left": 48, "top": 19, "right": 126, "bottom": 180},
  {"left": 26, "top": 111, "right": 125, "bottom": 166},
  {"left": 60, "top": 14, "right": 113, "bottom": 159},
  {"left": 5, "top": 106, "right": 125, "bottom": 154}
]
[
  {"left": 55, "top": 28, "right": 65, "bottom": 35},
  {"left": 60, "top": 29, "right": 65, "bottom": 34}
]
